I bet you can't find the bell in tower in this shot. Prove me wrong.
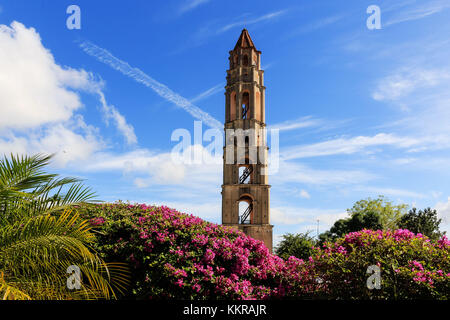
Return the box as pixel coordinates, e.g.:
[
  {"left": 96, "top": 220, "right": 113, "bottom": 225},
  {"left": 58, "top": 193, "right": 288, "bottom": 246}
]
[{"left": 221, "top": 29, "right": 273, "bottom": 252}]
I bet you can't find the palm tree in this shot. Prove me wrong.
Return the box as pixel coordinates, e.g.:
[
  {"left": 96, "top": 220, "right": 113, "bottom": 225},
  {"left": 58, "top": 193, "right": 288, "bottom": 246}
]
[{"left": 0, "top": 154, "right": 128, "bottom": 299}]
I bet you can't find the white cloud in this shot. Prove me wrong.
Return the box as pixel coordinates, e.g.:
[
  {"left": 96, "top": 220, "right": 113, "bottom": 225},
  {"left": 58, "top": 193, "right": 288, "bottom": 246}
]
[
  {"left": 82, "top": 145, "right": 222, "bottom": 192},
  {"left": 315, "top": 211, "right": 348, "bottom": 227},
  {"left": 0, "top": 22, "right": 88, "bottom": 130},
  {"left": 271, "top": 160, "right": 375, "bottom": 186},
  {"left": 0, "top": 128, "right": 102, "bottom": 169},
  {"left": 155, "top": 201, "right": 221, "bottom": 223},
  {"left": 271, "top": 205, "right": 346, "bottom": 229},
  {"left": 391, "top": 157, "right": 417, "bottom": 165},
  {"left": 286, "top": 14, "right": 344, "bottom": 37},
  {"left": 178, "top": 0, "right": 210, "bottom": 14},
  {"left": 133, "top": 177, "right": 149, "bottom": 189},
  {"left": 372, "top": 63, "right": 450, "bottom": 139},
  {"left": 353, "top": 186, "right": 425, "bottom": 199},
  {"left": 304, "top": 15, "right": 344, "bottom": 31},
  {"left": 96, "top": 90, "right": 137, "bottom": 145},
  {"left": 385, "top": 0, "right": 450, "bottom": 26},
  {"left": 178, "top": 10, "right": 288, "bottom": 52},
  {"left": 190, "top": 82, "right": 224, "bottom": 103},
  {"left": 299, "top": 189, "right": 311, "bottom": 199},
  {"left": 33, "top": 122, "right": 101, "bottom": 167},
  {"left": 0, "top": 21, "right": 135, "bottom": 165},
  {"left": 273, "top": 234, "right": 284, "bottom": 250},
  {"left": 372, "top": 68, "right": 450, "bottom": 101},
  {"left": 282, "top": 133, "right": 420, "bottom": 160},
  {"left": 0, "top": 132, "right": 28, "bottom": 155},
  {"left": 268, "top": 116, "right": 322, "bottom": 132},
  {"left": 0, "top": 118, "right": 103, "bottom": 168},
  {"left": 219, "top": 10, "right": 286, "bottom": 33},
  {"left": 431, "top": 191, "right": 443, "bottom": 199},
  {"left": 271, "top": 207, "right": 305, "bottom": 225},
  {"left": 436, "top": 197, "right": 450, "bottom": 224}
]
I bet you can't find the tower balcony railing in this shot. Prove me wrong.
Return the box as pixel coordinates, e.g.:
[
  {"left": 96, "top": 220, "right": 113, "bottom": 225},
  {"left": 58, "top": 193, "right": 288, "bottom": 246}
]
[
  {"left": 240, "top": 204, "right": 253, "bottom": 224},
  {"left": 242, "top": 105, "right": 249, "bottom": 119},
  {"left": 239, "top": 166, "right": 253, "bottom": 184}
]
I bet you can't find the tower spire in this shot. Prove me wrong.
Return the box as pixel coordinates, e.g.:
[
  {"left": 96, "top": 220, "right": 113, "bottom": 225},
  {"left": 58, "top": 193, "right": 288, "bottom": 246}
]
[{"left": 234, "top": 28, "right": 256, "bottom": 50}]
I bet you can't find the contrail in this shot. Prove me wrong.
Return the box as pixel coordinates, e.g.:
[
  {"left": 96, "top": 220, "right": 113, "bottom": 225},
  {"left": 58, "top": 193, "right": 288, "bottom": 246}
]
[
  {"left": 79, "top": 41, "right": 222, "bottom": 129},
  {"left": 190, "top": 82, "right": 225, "bottom": 103}
]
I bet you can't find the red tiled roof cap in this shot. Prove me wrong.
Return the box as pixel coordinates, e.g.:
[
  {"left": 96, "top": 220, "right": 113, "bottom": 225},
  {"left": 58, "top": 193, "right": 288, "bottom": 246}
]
[{"left": 234, "top": 28, "right": 256, "bottom": 50}]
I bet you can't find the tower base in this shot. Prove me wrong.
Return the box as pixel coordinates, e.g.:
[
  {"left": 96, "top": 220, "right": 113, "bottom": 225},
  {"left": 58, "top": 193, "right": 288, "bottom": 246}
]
[{"left": 223, "top": 223, "right": 273, "bottom": 253}]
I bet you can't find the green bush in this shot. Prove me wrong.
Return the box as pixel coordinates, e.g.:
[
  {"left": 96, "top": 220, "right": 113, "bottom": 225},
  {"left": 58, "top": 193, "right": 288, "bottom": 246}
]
[
  {"left": 308, "top": 229, "right": 450, "bottom": 299},
  {"left": 78, "top": 202, "right": 450, "bottom": 300},
  {"left": 77, "top": 202, "right": 302, "bottom": 300},
  {"left": 275, "top": 233, "right": 316, "bottom": 260},
  {"left": 398, "top": 208, "right": 444, "bottom": 240}
]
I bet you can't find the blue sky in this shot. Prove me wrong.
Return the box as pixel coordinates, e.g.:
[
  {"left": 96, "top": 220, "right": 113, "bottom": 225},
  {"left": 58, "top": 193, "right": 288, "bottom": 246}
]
[{"left": 1, "top": 0, "right": 450, "bottom": 245}]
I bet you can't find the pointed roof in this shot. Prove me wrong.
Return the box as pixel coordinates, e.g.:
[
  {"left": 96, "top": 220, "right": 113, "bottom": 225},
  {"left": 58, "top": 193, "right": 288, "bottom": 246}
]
[{"left": 233, "top": 29, "right": 256, "bottom": 50}]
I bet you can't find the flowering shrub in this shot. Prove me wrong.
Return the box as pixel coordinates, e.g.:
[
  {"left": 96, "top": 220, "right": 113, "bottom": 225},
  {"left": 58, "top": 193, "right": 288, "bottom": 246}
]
[
  {"left": 78, "top": 203, "right": 449, "bottom": 300},
  {"left": 77, "top": 202, "right": 307, "bottom": 299},
  {"left": 309, "top": 229, "right": 450, "bottom": 299}
]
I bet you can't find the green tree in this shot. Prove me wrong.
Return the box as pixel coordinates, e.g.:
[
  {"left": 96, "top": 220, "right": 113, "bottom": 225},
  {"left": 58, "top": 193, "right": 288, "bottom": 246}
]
[
  {"left": 319, "top": 211, "right": 383, "bottom": 243},
  {"left": 347, "top": 195, "right": 408, "bottom": 230},
  {"left": 0, "top": 154, "right": 128, "bottom": 299},
  {"left": 398, "top": 207, "right": 445, "bottom": 240},
  {"left": 319, "top": 196, "right": 407, "bottom": 243},
  {"left": 275, "top": 232, "right": 316, "bottom": 260}
]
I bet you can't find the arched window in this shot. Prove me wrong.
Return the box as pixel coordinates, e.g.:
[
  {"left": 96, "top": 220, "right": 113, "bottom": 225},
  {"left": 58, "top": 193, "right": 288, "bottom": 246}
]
[
  {"left": 238, "top": 165, "right": 252, "bottom": 184},
  {"left": 243, "top": 55, "right": 249, "bottom": 66},
  {"left": 238, "top": 195, "right": 253, "bottom": 224},
  {"left": 242, "top": 92, "right": 250, "bottom": 119}
]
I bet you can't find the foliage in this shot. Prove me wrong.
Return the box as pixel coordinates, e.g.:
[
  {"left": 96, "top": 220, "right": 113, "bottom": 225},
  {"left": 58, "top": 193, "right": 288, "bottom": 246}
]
[
  {"left": 319, "top": 196, "right": 408, "bottom": 243},
  {"left": 319, "top": 211, "right": 382, "bottom": 243},
  {"left": 0, "top": 154, "right": 128, "bottom": 300},
  {"left": 78, "top": 202, "right": 450, "bottom": 300},
  {"left": 0, "top": 154, "right": 96, "bottom": 225},
  {"left": 77, "top": 202, "right": 311, "bottom": 300},
  {"left": 347, "top": 196, "right": 408, "bottom": 230},
  {"left": 275, "top": 232, "right": 316, "bottom": 260},
  {"left": 398, "top": 208, "right": 445, "bottom": 241},
  {"left": 308, "top": 229, "right": 450, "bottom": 300},
  {"left": 4, "top": 155, "right": 445, "bottom": 300}
]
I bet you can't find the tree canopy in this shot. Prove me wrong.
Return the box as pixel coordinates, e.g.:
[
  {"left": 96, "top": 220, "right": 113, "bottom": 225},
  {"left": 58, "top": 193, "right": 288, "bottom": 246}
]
[
  {"left": 347, "top": 195, "right": 408, "bottom": 230},
  {"left": 319, "top": 196, "right": 408, "bottom": 243},
  {"left": 398, "top": 207, "right": 445, "bottom": 240},
  {"left": 275, "top": 232, "right": 316, "bottom": 260}
]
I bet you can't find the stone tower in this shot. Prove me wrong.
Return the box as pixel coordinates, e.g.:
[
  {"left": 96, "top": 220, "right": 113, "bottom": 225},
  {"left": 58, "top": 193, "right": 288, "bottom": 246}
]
[{"left": 221, "top": 29, "right": 273, "bottom": 252}]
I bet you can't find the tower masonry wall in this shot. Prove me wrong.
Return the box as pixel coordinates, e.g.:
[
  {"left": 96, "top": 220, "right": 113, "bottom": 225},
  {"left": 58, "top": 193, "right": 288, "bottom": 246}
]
[{"left": 221, "top": 29, "right": 273, "bottom": 252}]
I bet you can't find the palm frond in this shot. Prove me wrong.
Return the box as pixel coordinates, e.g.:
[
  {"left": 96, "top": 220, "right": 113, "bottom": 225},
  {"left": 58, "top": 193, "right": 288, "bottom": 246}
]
[
  {"left": 0, "top": 154, "right": 97, "bottom": 224},
  {"left": 0, "top": 209, "right": 130, "bottom": 299},
  {"left": 0, "top": 154, "right": 127, "bottom": 300},
  {"left": 0, "top": 272, "right": 32, "bottom": 300},
  {"left": 0, "top": 154, "right": 56, "bottom": 192}
]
